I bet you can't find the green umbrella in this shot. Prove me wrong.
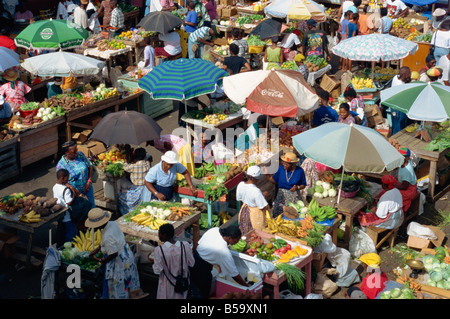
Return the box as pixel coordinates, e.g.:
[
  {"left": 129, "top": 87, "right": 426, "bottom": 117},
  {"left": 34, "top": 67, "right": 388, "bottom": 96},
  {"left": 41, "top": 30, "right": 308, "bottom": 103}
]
[{"left": 14, "top": 19, "right": 89, "bottom": 50}]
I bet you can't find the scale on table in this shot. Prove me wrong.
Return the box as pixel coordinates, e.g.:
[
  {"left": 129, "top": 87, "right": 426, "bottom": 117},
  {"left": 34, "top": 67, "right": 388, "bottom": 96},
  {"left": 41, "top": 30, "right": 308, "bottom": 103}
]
[{"left": 406, "top": 259, "right": 424, "bottom": 279}]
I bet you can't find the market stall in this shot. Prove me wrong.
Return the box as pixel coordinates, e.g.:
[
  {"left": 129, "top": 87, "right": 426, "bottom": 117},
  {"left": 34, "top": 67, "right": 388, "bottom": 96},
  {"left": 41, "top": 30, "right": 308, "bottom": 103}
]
[
  {"left": 116, "top": 201, "right": 202, "bottom": 249},
  {"left": 0, "top": 193, "right": 68, "bottom": 269},
  {"left": 0, "top": 132, "right": 20, "bottom": 184}
]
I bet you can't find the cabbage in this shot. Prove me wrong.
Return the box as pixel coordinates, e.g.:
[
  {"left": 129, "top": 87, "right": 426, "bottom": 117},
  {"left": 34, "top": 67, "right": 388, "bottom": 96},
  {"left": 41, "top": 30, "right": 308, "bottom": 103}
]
[
  {"left": 423, "top": 254, "right": 438, "bottom": 265},
  {"left": 322, "top": 182, "right": 331, "bottom": 190},
  {"left": 314, "top": 192, "right": 324, "bottom": 198},
  {"left": 436, "top": 281, "right": 446, "bottom": 289},
  {"left": 380, "top": 291, "right": 390, "bottom": 299},
  {"left": 315, "top": 180, "right": 323, "bottom": 186},
  {"left": 315, "top": 185, "right": 324, "bottom": 193},
  {"left": 427, "top": 279, "right": 437, "bottom": 287},
  {"left": 63, "top": 242, "right": 72, "bottom": 249},
  {"left": 322, "top": 190, "right": 328, "bottom": 198},
  {"left": 430, "top": 271, "right": 443, "bottom": 282},
  {"left": 328, "top": 188, "right": 337, "bottom": 197},
  {"left": 307, "top": 187, "right": 315, "bottom": 196},
  {"left": 444, "top": 281, "right": 450, "bottom": 290},
  {"left": 296, "top": 200, "right": 305, "bottom": 208},
  {"left": 440, "top": 263, "right": 448, "bottom": 269},
  {"left": 43, "top": 115, "right": 49, "bottom": 121},
  {"left": 300, "top": 207, "right": 309, "bottom": 217},
  {"left": 399, "top": 288, "right": 415, "bottom": 299},
  {"left": 390, "top": 288, "right": 401, "bottom": 298}
]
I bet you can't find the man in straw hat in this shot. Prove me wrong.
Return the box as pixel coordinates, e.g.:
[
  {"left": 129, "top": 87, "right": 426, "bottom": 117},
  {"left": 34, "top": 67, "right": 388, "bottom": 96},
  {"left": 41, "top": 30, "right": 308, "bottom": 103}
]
[
  {"left": 266, "top": 152, "right": 307, "bottom": 218},
  {"left": 142, "top": 150, "right": 198, "bottom": 202},
  {"left": 0, "top": 68, "right": 31, "bottom": 113},
  {"left": 430, "top": 8, "right": 449, "bottom": 30},
  {"left": 87, "top": 208, "right": 147, "bottom": 299}
]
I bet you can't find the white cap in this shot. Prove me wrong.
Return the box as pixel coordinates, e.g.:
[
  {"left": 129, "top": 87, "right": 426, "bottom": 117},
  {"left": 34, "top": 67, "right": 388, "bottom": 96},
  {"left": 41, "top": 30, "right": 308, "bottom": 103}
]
[
  {"left": 161, "top": 150, "right": 178, "bottom": 164},
  {"left": 0, "top": 95, "right": 4, "bottom": 105},
  {"left": 246, "top": 165, "right": 262, "bottom": 179},
  {"left": 433, "top": 8, "right": 446, "bottom": 17}
]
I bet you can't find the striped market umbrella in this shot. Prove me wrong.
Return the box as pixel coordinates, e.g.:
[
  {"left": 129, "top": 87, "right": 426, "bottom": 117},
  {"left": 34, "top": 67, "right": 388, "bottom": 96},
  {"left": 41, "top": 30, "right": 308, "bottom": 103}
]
[
  {"left": 138, "top": 58, "right": 228, "bottom": 101},
  {"left": 380, "top": 81, "right": 450, "bottom": 122},
  {"left": 14, "top": 19, "right": 89, "bottom": 50},
  {"left": 292, "top": 122, "right": 404, "bottom": 202},
  {"left": 332, "top": 33, "right": 418, "bottom": 62}
]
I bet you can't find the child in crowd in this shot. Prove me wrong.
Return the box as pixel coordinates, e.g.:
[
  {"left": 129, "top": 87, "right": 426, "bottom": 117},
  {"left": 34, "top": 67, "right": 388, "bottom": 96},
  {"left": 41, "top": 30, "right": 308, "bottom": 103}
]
[{"left": 53, "top": 169, "right": 76, "bottom": 242}]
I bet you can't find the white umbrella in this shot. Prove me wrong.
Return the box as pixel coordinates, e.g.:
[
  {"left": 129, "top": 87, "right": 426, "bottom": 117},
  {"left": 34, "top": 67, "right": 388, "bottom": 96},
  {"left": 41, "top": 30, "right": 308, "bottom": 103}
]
[
  {"left": 292, "top": 122, "right": 404, "bottom": 202},
  {"left": 0, "top": 47, "right": 20, "bottom": 72},
  {"left": 21, "top": 51, "right": 105, "bottom": 77}
]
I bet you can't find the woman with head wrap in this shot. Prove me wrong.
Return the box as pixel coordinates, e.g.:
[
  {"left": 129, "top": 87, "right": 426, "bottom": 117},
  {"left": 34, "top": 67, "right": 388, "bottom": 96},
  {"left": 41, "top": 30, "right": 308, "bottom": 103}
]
[
  {"left": 56, "top": 140, "right": 96, "bottom": 207},
  {"left": 357, "top": 174, "right": 403, "bottom": 229}
]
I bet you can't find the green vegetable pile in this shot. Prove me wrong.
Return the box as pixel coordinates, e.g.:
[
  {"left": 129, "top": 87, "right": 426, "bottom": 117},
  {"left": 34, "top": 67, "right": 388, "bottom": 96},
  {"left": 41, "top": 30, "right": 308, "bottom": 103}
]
[
  {"left": 424, "top": 123, "right": 450, "bottom": 153},
  {"left": 275, "top": 262, "right": 306, "bottom": 294},
  {"left": 380, "top": 284, "right": 416, "bottom": 299},
  {"left": 235, "top": 16, "right": 252, "bottom": 26},
  {"left": 20, "top": 102, "right": 40, "bottom": 111},
  {"left": 281, "top": 61, "right": 297, "bottom": 70},
  {"left": 103, "top": 162, "right": 124, "bottom": 177},
  {"left": 199, "top": 213, "right": 220, "bottom": 229},
  {"left": 250, "top": 14, "right": 264, "bottom": 21},
  {"left": 196, "top": 183, "right": 228, "bottom": 202},
  {"left": 246, "top": 35, "right": 266, "bottom": 46}
]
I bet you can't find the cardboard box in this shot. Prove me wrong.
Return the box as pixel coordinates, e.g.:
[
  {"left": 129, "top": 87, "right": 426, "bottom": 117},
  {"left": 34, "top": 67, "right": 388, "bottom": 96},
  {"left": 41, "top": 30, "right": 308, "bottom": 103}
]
[
  {"left": 220, "top": 0, "right": 234, "bottom": 6},
  {"left": 330, "top": 86, "right": 341, "bottom": 99},
  {"left": 271, "top": 116, "right": 284, "bottom": 126},
  {"left": 78, "top": 140, "right": 106, "bottom": 157},
  {"left": 221, "top": 7, "right": 237, "bottom": 18},
  {"left": 407, "top": 225, "right": 446, "bottom": 250},
  {"left": 72, "top": 129, "right": 93, "bottom": 144},
  {"left": 312, "top": 252, "right": 328, "bottom": 271},
  {"left": 320, "top": 74, "right": 340, "bottom": 93}
]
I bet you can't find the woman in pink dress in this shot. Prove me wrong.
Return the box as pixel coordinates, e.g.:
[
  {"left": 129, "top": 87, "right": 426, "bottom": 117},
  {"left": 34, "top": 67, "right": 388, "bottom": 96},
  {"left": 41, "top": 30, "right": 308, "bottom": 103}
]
[
  {"left": 152, "top": 223, "right": 195, "bottom": 299},
  {"left": 0, "top": 68, "right": 31, "bottom": 113}
]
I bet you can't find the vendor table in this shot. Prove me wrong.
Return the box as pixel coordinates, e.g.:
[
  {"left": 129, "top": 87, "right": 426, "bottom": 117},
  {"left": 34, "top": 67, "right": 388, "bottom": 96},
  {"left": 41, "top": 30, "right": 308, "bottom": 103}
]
[
  {"left": 391, "top": 128, "right": 450, "bottom": 201},
  {"left": 0, "top": 208, "right": 68, "bottom": 269},
  {"left": 116, "top": 210, "right": 202, "bottom": 250},
  {"left": 174, "top": 172, "right": 244, "bottom": 228},
  {"left": 64, "top": 95, "right": 120, "bottom": 141},
  {"left": 123, "top": 9, "right": 140, "bottom": 27},
  {"left": 235, "top": 7, "right": 265, "bottom": 16},
  {"left": 117, "top": 75, "right": 174, "bottom": 119},
  {"left": 16, "top": 115, "right": 65, "bottom": 169},
  {"left": 84, "top": 46, "right": 134, "bottom": 75},
  {"left": 181, "top": 112, "right": 244, "bottom": 131},
  {"left": 122, "top": 39, "right": 146, "bottom": 66}
]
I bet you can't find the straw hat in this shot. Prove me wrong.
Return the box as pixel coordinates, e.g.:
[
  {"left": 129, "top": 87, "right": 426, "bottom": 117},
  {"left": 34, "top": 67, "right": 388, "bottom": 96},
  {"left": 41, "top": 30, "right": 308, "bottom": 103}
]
[
  {"left": 281, "top": 152, "right": 299, "bottom": 163},
  {"left": 432, "top": 8, "right": 446, "bottom": 17},
  {"left": 85, "top": 208, "right": 111, "bottom": 228},
  {"left": 3, "top": 68, "right": 19, "bottom": 82}
]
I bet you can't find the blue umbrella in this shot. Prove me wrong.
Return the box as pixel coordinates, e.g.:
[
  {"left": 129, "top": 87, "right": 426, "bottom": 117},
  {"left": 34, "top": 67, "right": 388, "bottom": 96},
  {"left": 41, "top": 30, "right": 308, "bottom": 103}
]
[
  {"left": 138, "top": 58, "right": 228, "bottom": 101},
  {"left": 401, "top": 0, "right": 437, "bottom": 5}
]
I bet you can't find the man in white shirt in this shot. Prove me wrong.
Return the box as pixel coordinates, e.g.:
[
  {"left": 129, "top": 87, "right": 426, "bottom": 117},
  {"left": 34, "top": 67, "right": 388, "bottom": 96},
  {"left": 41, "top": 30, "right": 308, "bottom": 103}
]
[
  {"left": 189, "top": 225, "right": 249, "bottom": 298},
  {"left": 438, "top": 53, "right": 450, "bottom": 86},
  {"left": 73, "top": 0, "right": 90, "bottom": 31},
  {"left": 385, "top": 0, "right": 408, "bottom": 19},
  {"left": 280, "top": 30, "right": 301, "bottom": 61},
  {"left": 56, "top": 0, "right": 74, "bottom": 20},
  {"left": 155, "top": 30, "right": 182, "bottom": 57}
]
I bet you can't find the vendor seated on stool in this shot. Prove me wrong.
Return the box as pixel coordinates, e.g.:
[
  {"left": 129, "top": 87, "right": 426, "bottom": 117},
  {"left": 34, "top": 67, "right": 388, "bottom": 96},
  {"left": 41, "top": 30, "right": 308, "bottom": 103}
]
[
  {"left": 47, "top": 77, "right": 63, "bottom": 98},
  {"left": 0, "top": 95, "right": 12, "bottom": 124},
  {"left": 155, "top": 30, "right": 182, "bottom": 59}
]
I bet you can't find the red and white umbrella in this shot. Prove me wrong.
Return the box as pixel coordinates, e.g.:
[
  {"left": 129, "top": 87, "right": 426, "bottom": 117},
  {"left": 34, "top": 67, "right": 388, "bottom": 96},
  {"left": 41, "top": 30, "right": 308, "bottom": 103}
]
[{"left": 223, "top": 69, "right": 319, "bottom": 118}]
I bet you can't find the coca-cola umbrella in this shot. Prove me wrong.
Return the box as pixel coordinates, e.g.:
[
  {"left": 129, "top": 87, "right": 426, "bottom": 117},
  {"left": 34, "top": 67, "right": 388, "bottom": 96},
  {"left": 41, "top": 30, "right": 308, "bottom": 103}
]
[
  {"left": 223, "top": 69, "right": 319, "bottom": 118},
  {"left": 89, "top": 110, "right": 162, "bottom": 146}
]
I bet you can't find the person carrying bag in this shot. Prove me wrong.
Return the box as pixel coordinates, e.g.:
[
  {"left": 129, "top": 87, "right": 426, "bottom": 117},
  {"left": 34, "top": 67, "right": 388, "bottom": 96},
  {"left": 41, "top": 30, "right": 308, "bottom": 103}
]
[{"left": 63, "top": 187, "right": 92, "bottom": 225}]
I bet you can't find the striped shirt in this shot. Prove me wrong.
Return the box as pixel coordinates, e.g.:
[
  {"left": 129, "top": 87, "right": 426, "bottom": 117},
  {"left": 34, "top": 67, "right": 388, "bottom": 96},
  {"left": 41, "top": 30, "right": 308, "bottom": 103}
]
[
  {"left": 110, "top": 7, "right": 124, "bottom": 29},
  {"left": 123, "top": 160, "right": 151, "bottom": 186},
  {"left": 188, "top": 26, "right": 211, "bottom": 44}
]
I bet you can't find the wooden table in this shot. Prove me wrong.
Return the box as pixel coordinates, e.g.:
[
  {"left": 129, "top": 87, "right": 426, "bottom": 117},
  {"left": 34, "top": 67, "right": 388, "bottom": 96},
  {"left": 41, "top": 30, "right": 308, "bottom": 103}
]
[
  {"left": 64, "top": 95, "right": 120, "bottom": 141},
  {"left": 16, "top": 115, "right": 66, "bottom": 170},
  {"left": 84, "top": 46, "right": 134, "bottom": 75},
  {"left": 116, "top": 211, "right": 202, "bottom": 250},
  {"left": 391, "top": 128, "right": 450, "bottom": 201},
  {"left": 122, "top": 38, "right": 146, "bottom": 67},
  {"left": 123, "top": 9, "right": 140, "bottom": 27},
  {"left": 181, "top": 112, "right": 244, "bottom": 131},
  {"left": 0, "top": 208, "right": 67, "bottom": 269}
]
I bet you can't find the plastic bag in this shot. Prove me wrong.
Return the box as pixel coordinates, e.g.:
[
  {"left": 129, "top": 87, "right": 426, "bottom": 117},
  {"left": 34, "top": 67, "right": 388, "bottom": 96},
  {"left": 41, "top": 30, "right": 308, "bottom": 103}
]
[
  {"left": 312, "top": 268, "right": 338, "bottom": 298},
  {"left": 406, "top": 222, "right": 437, "bottom": 240},
  {"left": 326, "top": 247, "right": 360, "bottom": 287},
  {"left": 349, "top": 226, "right": 377, "bottom": 259},
  {"left": 314, "top": 233, "right": 336, "bottom": 254},
  {"left": 305, "top": 293, "right": 324, "bottom": 299}
]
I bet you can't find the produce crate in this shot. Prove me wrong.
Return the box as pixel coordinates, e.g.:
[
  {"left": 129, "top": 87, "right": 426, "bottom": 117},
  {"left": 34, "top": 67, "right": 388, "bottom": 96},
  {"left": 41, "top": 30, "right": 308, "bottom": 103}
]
[
  {"left": 248, "top": 45, "right": 265, "bottom": 54},
  {"left": 215, "top": 275, "right": 263, "bottom": 298},
  {"left": 0, "top": 135, "right": 20, "bottom": 184},
  {"left": 174, "top": 171, "right": 244, "bottom": 199}
]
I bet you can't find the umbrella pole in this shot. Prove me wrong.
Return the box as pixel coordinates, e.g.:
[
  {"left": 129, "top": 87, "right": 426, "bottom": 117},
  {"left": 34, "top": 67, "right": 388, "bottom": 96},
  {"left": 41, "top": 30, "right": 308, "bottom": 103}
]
[
  {"left": 185, "top": 100, "right": 191, "bottom": 144},
  {"left": 371, "top": 61, "right": 375, "bottom": 81},
  {"left": 337, "top": 168, "right": 345, "bottom": 204}
]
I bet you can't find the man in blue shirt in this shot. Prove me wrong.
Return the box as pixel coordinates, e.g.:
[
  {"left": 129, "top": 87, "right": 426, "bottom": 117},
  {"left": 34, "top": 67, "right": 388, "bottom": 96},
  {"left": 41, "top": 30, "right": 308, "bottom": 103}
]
[
  {"left": 0, "top": 95, "right": 12, "bottom": 124},
  {"left": 312, "top": 90, "right": 338, "bottom": 127},
  {"left": 143, "top": 151, "right": 197, "bottom": 201}
]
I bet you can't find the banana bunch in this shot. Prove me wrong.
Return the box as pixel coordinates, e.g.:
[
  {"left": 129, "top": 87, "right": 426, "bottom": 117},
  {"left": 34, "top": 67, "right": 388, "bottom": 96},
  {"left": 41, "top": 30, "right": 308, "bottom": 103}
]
[
  {"left": 351, "top": 77, "right": 374, "bottom": 90},
  {"left": 18, "top": 210, "right": 41, "bottom": 223},
  {"left": 194, "top": 162, "right": 215, "bottom": 178},
  {"left": 104, "top": 88, "right": 119, "bottom": 98},
  {"left": 130, "top": 212, "right": 168, "bottom": 230},
  {"left": 73, "top": 229, "right": 102, "bottom": 252},
  {"left": 405, "top": 123, "right": 418, "bottom": 133},
  {"left": 308, "top": 199, "right": 336, "bottom": 222},
  {"left": 214, "top": 164, "right": 229, "bottom": 175},
  {"left": 266, "top": 211, "right": 298, "bottom": 236},
  {"left": 218, "top": 211, "right": 231, "bottom": 224}
]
